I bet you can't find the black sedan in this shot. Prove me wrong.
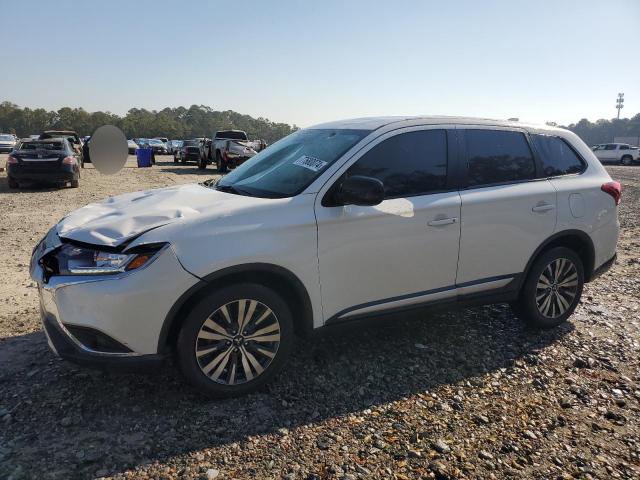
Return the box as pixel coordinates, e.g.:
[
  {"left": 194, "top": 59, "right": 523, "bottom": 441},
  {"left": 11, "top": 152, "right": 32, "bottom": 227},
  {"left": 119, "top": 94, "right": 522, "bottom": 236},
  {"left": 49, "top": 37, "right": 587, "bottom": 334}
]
[{"left": 6, "top": 138, "right": 81, "bottom": 189}]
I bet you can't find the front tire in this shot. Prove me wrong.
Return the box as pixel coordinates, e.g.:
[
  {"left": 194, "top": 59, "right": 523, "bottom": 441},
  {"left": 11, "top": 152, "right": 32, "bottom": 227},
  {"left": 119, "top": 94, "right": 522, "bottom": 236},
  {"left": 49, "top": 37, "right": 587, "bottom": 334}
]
[
  {"left": 8, "top": 176, "right": 18, "bottom": 188},
  {"left": 216, "top": 152, "right": 227, "bottom": 173},
  {"left": 177, "top": 283, "right": 293, "bottom": 398},
  {"left": 513, "top": 247, "right": 584, "bottom": 329}
]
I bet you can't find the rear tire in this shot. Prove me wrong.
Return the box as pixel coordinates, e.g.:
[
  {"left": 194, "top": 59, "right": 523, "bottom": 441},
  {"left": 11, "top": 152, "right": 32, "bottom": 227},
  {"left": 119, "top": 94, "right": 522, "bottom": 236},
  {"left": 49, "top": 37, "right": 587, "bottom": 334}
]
[
  {"left": 8, "top": 176, "right": 18, "bottom": 189},
  {"left": 70, "top": 178, "right": 79, "bottom": 188},
  {"left": 621, "top": 155, "right": 632, "bottom": 166},
  {"left": 513, "top": 247, "right": 584, "bottom": 329},
  {"left": 177, "top": 283, "right": 293, "bottom": 398}
]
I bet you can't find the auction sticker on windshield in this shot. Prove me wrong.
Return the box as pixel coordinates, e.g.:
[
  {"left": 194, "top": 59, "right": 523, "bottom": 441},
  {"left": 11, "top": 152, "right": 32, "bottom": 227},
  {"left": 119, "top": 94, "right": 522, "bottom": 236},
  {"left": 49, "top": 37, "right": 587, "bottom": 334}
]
[{"left": 293, "top": 155, "right": 328, "bottom": 172}]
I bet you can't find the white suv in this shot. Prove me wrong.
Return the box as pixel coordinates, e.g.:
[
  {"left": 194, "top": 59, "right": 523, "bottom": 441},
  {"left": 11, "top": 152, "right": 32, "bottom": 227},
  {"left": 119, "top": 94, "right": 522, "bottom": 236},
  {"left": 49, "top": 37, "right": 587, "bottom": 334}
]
[
  {"left": 592, "top": 143, "right": 640, "bottom": 165},
  {"left": 30, "top": 117, "right": 620, "bottom": 397}
]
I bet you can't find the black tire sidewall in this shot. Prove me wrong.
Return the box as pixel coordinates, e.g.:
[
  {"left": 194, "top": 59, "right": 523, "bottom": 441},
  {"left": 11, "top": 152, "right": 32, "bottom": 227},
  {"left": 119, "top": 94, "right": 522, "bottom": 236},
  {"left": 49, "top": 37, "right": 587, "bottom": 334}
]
[
  {"left": 177, "top": 283, "right": 294, "bottom": 398},
  {"left": 519, "top": 247, "right": 584, "bottom": 329}
]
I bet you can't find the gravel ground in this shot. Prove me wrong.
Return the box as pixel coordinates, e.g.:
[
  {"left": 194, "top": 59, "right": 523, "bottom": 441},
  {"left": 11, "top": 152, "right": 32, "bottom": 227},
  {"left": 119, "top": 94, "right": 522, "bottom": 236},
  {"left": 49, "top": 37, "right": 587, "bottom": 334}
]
[{"left": 0, "top": 157, "right": 638, "bottom": 480}]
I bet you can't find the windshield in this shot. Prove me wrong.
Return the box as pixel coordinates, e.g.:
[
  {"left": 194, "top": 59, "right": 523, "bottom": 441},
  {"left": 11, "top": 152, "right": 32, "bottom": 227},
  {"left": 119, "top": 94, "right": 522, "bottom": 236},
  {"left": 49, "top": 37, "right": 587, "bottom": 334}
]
[
  {"left": 183, "top": 140, "right": 200, "bottom": 146},
  {"left": 216, "top": 131, "right": 247, "bottom": 140},
  {"left": 149, "top": 139, "right": 162, "bottom": 145},
  {"left": 215, "top": 128, "right": 370, "bottom": 198},
  {"left": 0, "top": 135, "right": 14, "bottom": 141}
]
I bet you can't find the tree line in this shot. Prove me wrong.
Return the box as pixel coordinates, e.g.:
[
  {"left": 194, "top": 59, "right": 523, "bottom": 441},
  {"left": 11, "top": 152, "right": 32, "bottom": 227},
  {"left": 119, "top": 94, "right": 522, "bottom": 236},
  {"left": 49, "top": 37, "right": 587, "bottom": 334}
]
[
  {"left": 0, "top": 102, "right": 298, "bottom": 144},
  {"left": 560, "top": 114, "right": 640, "bottom": 146},
  {"left": 1, "top": 100, "right": 639, "bottom": 146}
]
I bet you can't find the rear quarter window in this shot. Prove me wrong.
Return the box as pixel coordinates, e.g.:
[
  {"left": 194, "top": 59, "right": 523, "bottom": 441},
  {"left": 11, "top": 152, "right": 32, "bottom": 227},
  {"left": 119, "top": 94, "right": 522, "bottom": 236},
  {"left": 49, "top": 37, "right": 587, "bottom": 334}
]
[
  {"left": 530, "top": 135, "right": 586, "bottom": 177},
  {"left": 465, "top": 129, "right": 535, "bottom": 187}
]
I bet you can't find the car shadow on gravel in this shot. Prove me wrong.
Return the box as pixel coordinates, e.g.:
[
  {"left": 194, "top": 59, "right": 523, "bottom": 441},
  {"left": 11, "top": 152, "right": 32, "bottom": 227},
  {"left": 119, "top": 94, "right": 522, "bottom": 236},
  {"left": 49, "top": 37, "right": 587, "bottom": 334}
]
[
  {"left": 0, "top": 303, "right": 573, "bottom": 478},
  {"left": 0, "top": 178, "right": 69, "bottom": 194}
]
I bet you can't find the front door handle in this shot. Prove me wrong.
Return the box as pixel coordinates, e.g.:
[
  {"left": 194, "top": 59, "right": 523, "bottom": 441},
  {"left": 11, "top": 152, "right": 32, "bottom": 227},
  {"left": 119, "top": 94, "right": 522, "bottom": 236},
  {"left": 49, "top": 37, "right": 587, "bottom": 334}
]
[
  {"left": 532, "top": 203, "right": 555, "bottom": 213},
  {"left": 428, "top": 217, "right": 458, "bottom": 226}
]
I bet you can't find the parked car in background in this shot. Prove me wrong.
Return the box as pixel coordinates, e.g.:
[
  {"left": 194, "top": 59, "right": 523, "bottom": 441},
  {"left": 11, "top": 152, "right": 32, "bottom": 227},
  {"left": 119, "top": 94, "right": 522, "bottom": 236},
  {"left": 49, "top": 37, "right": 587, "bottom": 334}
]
[
  {"left": 6, "top": 138, "right": 81, "bottom": 188},
  {"left": 28, "top": 116, "right": 619, "bottom": 397},
  {"left": 0, "top": 133, "right": 17, "bottom": 152},
  {"left": 147, "top": 138, "right": 168, "bottom": 155},
  {"left": 127, "top": 139, "right": 138, "bottom": 155},
  {"left": 174, "top": 139, "right": 205, "bottom": 164},
  {"left": 155, "top": 137, "right": 169, "bottom": 145},
  {"left": 592, "top": 143, "right": 640, "bottom": 165},
  {"left": 28, "top": 134, "right": 40, "bottom": 140},
  {"left": 167, "top": 140, "right": 183, "bottom": 155},
  {"left": 206, "top": 130, "right": 258, "bottom": 172}
]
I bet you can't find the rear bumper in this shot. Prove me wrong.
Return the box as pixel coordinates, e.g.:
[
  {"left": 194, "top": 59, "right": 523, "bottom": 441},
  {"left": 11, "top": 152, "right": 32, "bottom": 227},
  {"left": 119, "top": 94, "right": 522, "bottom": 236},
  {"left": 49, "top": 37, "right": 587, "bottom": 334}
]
[{"left": 8, "top": 165, "right": 77, "bottom": 183}]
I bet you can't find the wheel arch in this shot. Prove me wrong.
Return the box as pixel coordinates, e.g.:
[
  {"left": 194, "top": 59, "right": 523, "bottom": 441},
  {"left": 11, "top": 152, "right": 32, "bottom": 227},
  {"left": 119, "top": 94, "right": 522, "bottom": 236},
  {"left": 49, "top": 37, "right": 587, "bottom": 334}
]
[
  {"left": 157, "top": 263, "right": 314, "bottom": 354},
  {"left": 521, "top": 229, "right": 596, "bottom": 288}
]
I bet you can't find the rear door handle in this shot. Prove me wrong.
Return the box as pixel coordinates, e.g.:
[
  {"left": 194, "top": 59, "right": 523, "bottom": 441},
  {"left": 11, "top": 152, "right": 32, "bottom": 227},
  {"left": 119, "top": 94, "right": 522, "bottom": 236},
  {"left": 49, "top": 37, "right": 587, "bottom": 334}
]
[
  {"left": 532, "top": 203, "right": 555, "bottom": 213},
  {"left": 428, "top": 217, "right": 458, "bottom": 226}
]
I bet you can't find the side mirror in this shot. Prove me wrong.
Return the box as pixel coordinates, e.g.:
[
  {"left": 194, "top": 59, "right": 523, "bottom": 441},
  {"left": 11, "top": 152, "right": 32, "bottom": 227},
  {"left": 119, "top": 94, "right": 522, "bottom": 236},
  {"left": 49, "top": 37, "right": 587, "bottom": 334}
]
[{"left": 336, "top": 175, "right": 385, "bottom": 206}]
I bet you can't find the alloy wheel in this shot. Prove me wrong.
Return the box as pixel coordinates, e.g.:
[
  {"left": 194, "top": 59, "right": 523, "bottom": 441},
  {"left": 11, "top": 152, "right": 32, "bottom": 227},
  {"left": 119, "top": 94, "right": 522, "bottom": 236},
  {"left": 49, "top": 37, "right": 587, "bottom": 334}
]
[
  {"left": 535, "top": 258, "right": 579, "bottom": 318},
  {"left": 195, "top": 299, "right": 281, "bottom": 385}
]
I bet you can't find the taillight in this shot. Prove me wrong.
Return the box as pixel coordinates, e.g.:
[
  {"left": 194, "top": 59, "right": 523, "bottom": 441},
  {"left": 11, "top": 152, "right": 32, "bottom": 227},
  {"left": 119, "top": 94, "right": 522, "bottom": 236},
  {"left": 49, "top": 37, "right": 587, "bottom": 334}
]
[
  {"left": 62, "top": 156, "right": 77, "bottom": 165},
  {"left": 6, "top": 155, "right": 18, "bottom": 165},
  {"left": 601, "top": 181, "right": 621, "bottom": 205}
]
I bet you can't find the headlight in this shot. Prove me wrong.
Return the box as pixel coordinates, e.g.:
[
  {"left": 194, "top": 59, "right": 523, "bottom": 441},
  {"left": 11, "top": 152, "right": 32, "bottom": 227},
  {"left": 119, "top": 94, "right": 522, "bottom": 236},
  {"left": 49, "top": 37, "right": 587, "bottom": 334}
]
[{"left": 54, "top": 244, "right": 163, "bottom": 276}]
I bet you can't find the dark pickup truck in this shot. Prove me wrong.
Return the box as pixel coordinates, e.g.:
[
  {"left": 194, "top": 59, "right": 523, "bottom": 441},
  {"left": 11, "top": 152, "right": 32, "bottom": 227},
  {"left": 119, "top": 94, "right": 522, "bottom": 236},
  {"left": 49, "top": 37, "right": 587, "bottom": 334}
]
[{"left": 174, "top": 139, "right": 206, "bottom": 165}]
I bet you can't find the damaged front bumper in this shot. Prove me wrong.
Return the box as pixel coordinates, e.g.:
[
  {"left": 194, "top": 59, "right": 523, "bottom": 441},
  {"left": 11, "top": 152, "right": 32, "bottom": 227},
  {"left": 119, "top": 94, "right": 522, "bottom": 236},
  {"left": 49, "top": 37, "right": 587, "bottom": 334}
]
[{"left": 30, "top": 227, "right": 199, "bottom": 369}]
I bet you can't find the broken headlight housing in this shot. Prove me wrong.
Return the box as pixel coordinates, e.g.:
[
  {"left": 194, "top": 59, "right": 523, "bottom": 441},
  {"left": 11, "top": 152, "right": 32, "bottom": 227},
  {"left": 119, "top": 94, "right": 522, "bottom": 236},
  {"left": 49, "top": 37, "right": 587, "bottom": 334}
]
[{"left": 53, "top": 243, "right": 165, "bottom": 276}]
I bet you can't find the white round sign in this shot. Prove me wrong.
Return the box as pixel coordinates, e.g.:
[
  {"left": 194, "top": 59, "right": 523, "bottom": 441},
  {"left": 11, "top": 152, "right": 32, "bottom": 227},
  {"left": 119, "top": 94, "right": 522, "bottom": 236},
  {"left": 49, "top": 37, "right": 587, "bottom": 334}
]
[{"left": 89, "top": 125, "right": 128, "bottom": 174}]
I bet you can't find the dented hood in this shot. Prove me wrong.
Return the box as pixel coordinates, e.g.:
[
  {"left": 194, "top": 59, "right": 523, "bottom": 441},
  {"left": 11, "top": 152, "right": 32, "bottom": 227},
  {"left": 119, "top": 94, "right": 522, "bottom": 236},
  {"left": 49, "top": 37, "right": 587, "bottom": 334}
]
[{"left": 57, "top": 183, "right": 221, "bottom": 246}]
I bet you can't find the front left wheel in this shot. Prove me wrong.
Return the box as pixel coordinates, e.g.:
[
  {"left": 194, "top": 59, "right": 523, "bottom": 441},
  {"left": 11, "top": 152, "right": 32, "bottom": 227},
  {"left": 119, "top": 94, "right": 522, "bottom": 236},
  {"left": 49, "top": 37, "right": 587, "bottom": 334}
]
[{"left": 177, "top": 283, "right": 294, "bottom": 398}]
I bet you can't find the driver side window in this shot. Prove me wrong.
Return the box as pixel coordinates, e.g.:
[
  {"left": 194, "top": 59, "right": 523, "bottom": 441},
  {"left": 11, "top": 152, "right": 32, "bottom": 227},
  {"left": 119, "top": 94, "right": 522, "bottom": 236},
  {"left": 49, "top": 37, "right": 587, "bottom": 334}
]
[{"left": 346, "top": 129, "right": 448, "bottom": 199}]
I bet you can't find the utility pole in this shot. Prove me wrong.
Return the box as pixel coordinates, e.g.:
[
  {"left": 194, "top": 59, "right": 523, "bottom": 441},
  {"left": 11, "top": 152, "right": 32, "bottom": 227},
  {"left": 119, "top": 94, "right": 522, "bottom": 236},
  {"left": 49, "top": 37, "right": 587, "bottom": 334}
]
[{"left": 616, "top": 93, "right": 624, "bottom": 120}]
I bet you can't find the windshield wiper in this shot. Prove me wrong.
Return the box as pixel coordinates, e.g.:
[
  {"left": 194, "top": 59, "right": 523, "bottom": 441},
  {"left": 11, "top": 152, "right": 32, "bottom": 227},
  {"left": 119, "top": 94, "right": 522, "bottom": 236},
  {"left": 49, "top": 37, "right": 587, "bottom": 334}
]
[{"left": 215, "top": 183, "right": 254, "bottom": 196}]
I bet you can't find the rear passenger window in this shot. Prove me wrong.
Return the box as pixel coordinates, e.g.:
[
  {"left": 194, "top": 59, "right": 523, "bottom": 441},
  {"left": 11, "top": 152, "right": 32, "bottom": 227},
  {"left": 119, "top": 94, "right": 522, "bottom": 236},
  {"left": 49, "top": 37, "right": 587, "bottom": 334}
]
[
  {"left": 619, "top": 145, "right": 629, "bottom": 150},
  {"left": 465, "top": 130, "right": 535, "bottom": 186},
  {"left": 347, "top": 129, "right": 447, "bottom": 198},
  {"left": 531, "top": 135, "right": 586, "bottom": 177}
]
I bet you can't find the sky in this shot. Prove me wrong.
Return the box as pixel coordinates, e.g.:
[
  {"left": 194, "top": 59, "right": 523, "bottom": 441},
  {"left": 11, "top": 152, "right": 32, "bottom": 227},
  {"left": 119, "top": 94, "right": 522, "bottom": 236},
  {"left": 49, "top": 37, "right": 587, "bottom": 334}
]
[{"left": 1, "top": 0, "right": 639, "bottom": 128}]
